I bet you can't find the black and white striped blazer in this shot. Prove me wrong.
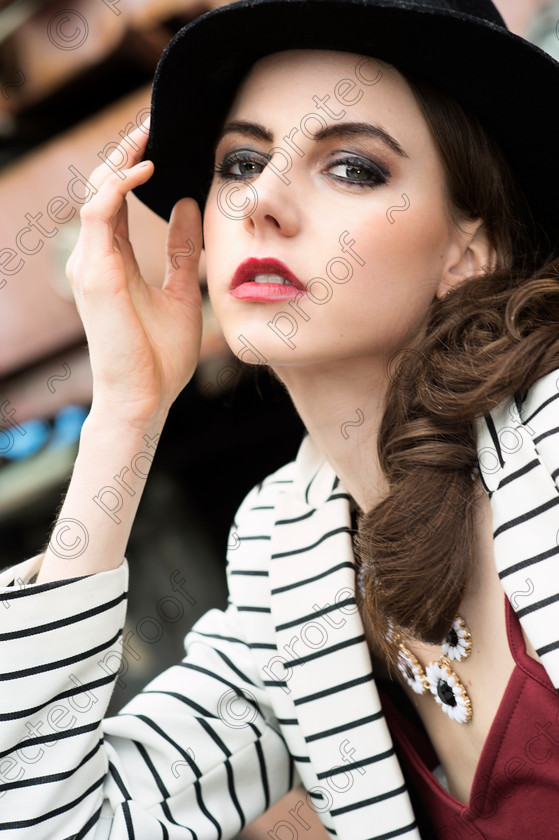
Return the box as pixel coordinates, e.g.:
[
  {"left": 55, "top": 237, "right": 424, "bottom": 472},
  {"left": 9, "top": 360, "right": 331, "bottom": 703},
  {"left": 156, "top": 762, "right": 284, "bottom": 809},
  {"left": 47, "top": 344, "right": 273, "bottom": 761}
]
[{"left": 1, "top": 369, "right": 558, "bottom": 839}]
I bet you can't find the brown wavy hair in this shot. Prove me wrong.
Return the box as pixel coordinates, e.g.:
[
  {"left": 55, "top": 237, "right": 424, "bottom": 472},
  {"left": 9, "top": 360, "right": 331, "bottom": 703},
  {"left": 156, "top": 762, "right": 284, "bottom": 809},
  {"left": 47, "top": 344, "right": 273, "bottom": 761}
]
[{"left": 354, "top": 73, "right": 559, "bottom": 667}]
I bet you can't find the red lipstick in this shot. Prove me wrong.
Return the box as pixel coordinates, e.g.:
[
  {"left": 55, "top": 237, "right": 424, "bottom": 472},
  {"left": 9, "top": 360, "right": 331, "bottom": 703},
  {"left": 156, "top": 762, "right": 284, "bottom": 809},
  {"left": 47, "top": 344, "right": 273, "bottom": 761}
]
[{"left": 229, "top": 258, "right": 307, "bottom": 301}]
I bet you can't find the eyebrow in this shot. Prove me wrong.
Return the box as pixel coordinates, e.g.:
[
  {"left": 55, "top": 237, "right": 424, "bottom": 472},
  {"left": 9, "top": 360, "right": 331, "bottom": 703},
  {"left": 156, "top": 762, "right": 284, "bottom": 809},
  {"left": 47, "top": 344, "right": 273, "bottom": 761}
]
[{"left": 215, "top": 120, "right": 409, "bottom": 159}]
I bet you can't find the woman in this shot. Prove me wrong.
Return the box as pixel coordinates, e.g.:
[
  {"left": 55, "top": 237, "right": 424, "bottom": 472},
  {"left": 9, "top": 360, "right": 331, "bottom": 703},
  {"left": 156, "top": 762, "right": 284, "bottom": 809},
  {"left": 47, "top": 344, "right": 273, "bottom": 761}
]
[{"left": 1, "top": 0, "right": 558, "bottom": 837}]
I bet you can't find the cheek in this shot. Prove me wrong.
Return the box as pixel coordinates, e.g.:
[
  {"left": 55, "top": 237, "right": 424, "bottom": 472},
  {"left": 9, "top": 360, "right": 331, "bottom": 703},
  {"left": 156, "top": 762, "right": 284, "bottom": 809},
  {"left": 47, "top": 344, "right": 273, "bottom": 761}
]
[
  {"left": 374, "top": 201, "right": 451, "bottom": 281},
  {"left": 344, "top": 207, "right": 449, "bottom": 329},
  {"left": 349, "top": 211, "right": 444, "bottom": 283}
]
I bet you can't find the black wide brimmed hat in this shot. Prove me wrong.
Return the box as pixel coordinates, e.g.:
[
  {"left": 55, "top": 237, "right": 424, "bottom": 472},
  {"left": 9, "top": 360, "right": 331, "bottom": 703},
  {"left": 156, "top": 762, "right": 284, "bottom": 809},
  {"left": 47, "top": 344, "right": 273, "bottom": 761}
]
[{"left": 133, "top": 0, "right": 559, "bottom": 258}]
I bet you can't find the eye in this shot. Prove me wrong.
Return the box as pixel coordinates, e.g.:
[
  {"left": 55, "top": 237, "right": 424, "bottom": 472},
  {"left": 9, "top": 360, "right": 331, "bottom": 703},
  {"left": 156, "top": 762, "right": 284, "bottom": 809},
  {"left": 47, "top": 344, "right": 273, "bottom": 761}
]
[
  {"left": 213, "top": 149, "right": 270, "bottom": 180},
  {"left": 326, "top": 155, "right": 389, "bottom": 188}
]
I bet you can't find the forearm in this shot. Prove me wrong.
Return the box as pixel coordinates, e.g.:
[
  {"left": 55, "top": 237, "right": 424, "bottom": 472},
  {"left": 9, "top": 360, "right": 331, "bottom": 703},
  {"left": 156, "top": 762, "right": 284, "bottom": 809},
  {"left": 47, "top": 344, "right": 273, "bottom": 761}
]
[{"left": 36, "top": 408, "right": 167, "bottom": 583}]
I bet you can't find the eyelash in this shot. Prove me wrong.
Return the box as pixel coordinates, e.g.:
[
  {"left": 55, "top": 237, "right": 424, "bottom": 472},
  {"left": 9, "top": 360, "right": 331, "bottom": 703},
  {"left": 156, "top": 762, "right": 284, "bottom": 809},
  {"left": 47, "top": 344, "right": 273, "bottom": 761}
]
[
  {"left": 328, "top": 155, "right": 389, "bottom": 188},
  {"left": 213, "top": 151, "right": 270, "bottom": 180},
  {"left": 213, "top": 150, "right": 390, "bottom": 189}
]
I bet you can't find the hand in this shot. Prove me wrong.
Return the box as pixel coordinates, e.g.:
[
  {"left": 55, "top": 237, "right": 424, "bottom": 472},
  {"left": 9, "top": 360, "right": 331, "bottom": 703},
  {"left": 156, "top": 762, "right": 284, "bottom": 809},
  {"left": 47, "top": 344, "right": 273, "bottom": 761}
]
[{"left": 66, "top": 122, "right": 203, "bottom": 425}]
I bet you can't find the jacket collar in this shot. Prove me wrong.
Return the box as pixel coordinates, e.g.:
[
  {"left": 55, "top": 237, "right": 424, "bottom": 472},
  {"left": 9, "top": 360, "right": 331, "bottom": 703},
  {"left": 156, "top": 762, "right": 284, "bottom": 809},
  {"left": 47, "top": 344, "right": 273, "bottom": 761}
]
[
  {"left": 290, "top": 433, "right": 343, "bottom": 509},
  {"left": 269, "top": 438, "right": 417, "bottom": 839},
  {"left": 476, "top": 371, "right": 559, "bottom": 688}
]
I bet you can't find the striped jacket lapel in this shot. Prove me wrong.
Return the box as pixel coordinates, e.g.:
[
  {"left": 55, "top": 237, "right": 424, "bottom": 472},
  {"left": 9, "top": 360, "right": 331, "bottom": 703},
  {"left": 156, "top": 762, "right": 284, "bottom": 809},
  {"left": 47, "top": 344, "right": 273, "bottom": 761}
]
[
  {"left": 269, "top": 436, "right": 419, "bottom": 840},
  {"left": 476, "top": 369, "right": 559, "bottom": 687}
]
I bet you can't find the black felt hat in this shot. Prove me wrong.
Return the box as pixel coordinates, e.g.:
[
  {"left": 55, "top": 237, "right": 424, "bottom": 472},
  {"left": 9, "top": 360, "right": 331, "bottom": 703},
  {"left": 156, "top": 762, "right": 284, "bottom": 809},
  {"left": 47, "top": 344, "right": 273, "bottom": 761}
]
[{"left": 133, "top": 0, "right": 559, "bottom": 258}]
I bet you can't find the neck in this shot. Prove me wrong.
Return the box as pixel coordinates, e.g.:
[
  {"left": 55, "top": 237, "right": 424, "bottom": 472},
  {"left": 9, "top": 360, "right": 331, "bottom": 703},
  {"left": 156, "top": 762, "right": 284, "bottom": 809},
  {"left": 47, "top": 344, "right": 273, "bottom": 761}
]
[{"left": 272, "top": 357, "right": 390, "bottom": 512}]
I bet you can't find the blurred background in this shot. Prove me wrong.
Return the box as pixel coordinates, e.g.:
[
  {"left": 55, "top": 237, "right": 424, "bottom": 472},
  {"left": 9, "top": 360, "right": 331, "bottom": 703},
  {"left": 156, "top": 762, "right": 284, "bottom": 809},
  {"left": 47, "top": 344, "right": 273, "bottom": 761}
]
[{"left": 0, "top": 0, "right": 557, "bottom": 834}]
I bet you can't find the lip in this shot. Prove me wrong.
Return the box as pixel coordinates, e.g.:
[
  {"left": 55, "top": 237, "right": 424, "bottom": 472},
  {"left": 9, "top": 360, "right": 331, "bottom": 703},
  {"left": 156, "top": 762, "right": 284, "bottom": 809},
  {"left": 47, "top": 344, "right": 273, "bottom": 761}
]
[{"left": 230, "top": 257, "right": 307, "bottom": 300}]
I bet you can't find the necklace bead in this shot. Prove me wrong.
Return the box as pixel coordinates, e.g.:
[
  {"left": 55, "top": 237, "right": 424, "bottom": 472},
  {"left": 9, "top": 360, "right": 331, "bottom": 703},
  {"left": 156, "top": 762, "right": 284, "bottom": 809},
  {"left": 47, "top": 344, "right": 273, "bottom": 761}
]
[
  {"left": 446, "top": 627, "right": 458, "bottom": 647},
  {"left": 395, "top": 616, "right": 473, "bottom": 724},
  {"left": 437, "top": 679, "right": 457, "bottom": 707}
]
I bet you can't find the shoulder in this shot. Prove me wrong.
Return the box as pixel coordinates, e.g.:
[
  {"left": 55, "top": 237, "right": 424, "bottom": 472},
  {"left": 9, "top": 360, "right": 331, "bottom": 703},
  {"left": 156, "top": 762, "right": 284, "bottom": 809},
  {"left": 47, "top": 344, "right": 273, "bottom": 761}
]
[
  {"left": 224, "top": 432, "right": 343, "bottom": 583},
  {"left": 228, "top": 430, "right": 331, "bottom": 529},
  {"left": 229, "top": 451, "right": 300, "bottom": 531},
  {"left": 224, "top": 440, "right": 306, "bottom": 579}
]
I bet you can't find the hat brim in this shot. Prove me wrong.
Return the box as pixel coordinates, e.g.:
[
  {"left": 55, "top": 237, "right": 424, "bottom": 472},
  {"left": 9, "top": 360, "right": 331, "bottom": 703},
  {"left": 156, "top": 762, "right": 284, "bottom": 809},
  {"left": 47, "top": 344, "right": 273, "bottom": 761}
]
[{"left": 133, "top": 0, "right": 559, "bottom": 257}]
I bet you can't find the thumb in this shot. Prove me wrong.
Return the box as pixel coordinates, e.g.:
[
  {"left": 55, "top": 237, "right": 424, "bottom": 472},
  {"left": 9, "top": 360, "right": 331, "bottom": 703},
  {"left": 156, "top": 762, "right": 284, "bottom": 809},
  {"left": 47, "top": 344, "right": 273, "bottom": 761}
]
[{"left": 163, "top": 197, "right": 203, "bottom": 305}]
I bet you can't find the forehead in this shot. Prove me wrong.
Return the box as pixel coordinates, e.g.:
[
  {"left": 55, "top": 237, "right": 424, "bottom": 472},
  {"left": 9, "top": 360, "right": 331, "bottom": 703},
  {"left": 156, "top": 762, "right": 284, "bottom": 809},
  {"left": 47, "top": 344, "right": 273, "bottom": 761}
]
[{"left": 226, "top": 48, "right": 426, "bottom": 129}]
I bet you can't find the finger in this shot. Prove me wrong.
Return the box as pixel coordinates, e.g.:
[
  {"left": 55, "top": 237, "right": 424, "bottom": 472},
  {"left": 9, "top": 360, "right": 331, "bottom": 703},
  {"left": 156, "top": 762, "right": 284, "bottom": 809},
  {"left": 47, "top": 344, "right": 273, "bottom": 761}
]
[
  {"left": 163, "top": 198, "right": 203, "bottom": 305},
  {"left": 77, "top": 161, "right": 154, "bottom": 265},
  {"left": 86, "top": 120, "right": 151, "bottom": 192},
  {"left": 114, "top": 227, "right": 141, "bottom": 278},
  {"left": 114, "top": 189, "right": 130, "bottom": 241}
]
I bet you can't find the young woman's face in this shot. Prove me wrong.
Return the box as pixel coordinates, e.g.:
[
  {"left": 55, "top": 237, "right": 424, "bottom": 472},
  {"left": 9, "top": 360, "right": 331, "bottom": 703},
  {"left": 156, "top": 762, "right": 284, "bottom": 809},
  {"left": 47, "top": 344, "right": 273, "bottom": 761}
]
[{"left": 203, "top": 49, "right": 468, "bottom": 372}]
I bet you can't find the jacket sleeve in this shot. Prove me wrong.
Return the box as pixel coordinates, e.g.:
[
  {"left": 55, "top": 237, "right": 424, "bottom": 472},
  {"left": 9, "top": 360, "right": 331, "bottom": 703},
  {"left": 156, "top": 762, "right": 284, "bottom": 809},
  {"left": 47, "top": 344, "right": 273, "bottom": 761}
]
[{"left": 0, "top": 501, "right": 294, "bottom": 838}]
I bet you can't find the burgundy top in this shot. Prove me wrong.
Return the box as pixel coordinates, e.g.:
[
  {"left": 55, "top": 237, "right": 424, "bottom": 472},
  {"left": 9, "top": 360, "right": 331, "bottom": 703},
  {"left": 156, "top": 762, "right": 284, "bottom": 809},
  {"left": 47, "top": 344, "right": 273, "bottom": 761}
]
[{"left": 378, "top": 596, "right": 559, "bottom": 839}]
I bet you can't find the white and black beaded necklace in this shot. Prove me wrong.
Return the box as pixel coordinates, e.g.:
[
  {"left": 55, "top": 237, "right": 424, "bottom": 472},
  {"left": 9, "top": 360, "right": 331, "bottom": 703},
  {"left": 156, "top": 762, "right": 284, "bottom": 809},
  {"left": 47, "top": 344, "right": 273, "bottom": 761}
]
[{"left": 395, "top": 619, "right": 473, "bottom": 724}]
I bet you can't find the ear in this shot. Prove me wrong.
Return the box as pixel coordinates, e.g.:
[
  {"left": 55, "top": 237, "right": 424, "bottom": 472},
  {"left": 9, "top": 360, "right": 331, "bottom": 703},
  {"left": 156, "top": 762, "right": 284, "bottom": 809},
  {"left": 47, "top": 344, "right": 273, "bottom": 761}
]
[{"left": 436, "top": 219, "right": 497, "bottom": 300}]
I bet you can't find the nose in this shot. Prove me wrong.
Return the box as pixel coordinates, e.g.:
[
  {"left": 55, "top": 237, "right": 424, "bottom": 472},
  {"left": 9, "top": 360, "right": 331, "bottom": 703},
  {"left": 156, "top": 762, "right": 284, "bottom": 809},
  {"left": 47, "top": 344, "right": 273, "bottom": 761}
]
[{"left": 240, "top": 152, "right": 302, "bottom": 239}]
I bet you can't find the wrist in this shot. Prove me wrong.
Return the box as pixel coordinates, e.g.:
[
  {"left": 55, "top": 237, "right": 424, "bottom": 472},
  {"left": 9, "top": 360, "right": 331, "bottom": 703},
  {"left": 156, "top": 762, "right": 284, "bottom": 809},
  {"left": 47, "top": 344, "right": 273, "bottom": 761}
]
[
  {"left": 36, "top": 409, "right": 166, "bottom": 584},
  {"left": 84, "top": 402, "right": 169, "bottom": 438}
]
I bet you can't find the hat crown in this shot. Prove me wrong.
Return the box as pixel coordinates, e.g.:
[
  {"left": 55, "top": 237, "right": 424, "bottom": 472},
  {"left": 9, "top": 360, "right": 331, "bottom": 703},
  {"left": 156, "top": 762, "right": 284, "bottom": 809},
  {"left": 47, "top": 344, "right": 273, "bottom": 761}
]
[
  {"left": 245, "top": 0, "right": 507, "bottom": 30},
  {"left": 411, "top": 0, "right": 505, "bottom": 27}
]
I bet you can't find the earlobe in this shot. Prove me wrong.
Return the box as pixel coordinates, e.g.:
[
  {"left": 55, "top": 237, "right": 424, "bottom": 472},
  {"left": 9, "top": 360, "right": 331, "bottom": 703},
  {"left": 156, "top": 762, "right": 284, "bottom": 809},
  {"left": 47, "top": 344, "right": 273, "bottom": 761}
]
[{"left": 436, "top": 220, "right": 496, "bottom": 300}]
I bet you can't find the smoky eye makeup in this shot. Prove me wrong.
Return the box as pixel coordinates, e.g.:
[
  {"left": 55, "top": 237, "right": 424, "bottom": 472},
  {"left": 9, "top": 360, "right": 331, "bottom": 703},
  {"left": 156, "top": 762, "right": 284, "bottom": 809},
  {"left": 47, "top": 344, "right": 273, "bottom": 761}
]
[
  {"left": 213, "top": 147, "right": 272, "bottom": 179},
  {"left": 323, "top": 149, "right": 391, "bottom": 188},
  {"left": 213, "top": 144, "right": 392, "bottom": 190},
  {"left": 211, "top": 118, "right": 401, "bottom": 190}
]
